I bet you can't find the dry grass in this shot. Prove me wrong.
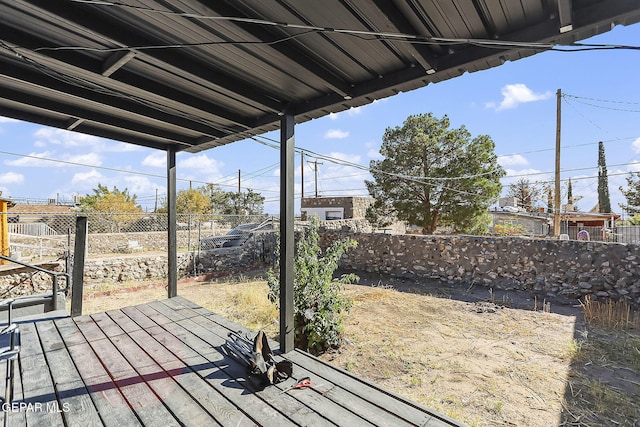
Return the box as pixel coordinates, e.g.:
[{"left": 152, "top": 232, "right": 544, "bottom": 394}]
[
  {"left": 580, "top": 295, "right": 640, "bottom": 330},
  {"left": 76, "top": 273, "right": 640, "bottom": 427}
]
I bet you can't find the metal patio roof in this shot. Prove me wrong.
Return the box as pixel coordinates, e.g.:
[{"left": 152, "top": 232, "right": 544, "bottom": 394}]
[{"left": 1, "top": 0, "right": 639, "bottom": 154}]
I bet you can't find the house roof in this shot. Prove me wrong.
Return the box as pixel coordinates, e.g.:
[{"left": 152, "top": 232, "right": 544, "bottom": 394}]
[
  {"left": 7, "top": 204, "right": 76, "bottom": 214},
  {"left": 1, "top": 1, "right": 639, "bottom": 153}
]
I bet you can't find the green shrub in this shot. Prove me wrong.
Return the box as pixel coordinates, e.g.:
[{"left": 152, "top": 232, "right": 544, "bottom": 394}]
[{"left": 267, "top": 218, "right": 358, "bottom": 354}]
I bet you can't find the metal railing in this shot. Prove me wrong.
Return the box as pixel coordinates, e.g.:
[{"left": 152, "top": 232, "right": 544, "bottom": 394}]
[{"left": 0, "top": 255, "right": 69, "bottom": 311}]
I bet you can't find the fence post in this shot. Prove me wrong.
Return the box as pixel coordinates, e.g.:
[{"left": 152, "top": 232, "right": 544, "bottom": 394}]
[{"left": 71, "top": 216, "right": 87, "bottom": 317}]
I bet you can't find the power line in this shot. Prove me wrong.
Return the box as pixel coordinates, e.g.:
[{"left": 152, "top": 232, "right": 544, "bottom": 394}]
[
  {"left": 59, "top": 1, "right": 640, "bottom": 52},
  {"left": 0, "top": 149, "right": 280, "bottom": 194}
]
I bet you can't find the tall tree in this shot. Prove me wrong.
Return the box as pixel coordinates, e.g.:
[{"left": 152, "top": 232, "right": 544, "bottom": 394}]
[
  {"left": 619, "top": 172, "right": 640, "bottom": 215},
  {"left": 567, "top": 178, "right": 573, "bottom": 205},
  {"left": 597, "top": 141, "right": 612, "bottom": 213},
  {"left": 175, "top": 188, "right": 210, "bottom": 214},
  {"left": 505, "top": 178, "right": 541, "bottom": 212},
  {"left": 79, "top": 184, "right": 141, "bottom": 213},
  {"left": 79, "top": 184, "right": 143, "bottom": 232},
  {"left": 545, "top": 185, "right": 554, "bottom": 214},
  {"left": 365, "top": 113, "right": 505, "bottom": 234},
  {"left": 228, "top": 189, "right": 265, "bottom": 215},
  {"left": 200, "top": 184, "right": 265, "bottom": 215}
]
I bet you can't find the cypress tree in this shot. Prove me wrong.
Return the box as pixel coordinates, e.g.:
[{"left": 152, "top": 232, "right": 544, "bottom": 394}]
[{"left": 598, "top": 141, "right": 612, "bottom": 213}]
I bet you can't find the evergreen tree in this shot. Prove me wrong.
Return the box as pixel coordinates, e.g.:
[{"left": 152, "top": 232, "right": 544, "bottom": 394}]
[
  {"left": 619, "top": 172, "right": 640, "bottom": 215},
  {"left": 597, "top": 141, "right": 612, "bottom": 213},
  {"left": 365, "top": 113, "right": 504, "bottom": 234},
  {"left": 567, "top": 178, "right": 573, "bottom": 205}
]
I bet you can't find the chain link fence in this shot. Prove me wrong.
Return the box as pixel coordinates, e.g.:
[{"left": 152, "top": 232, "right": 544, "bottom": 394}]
[
  {"left": 5, "top": 210, "right": 640, "bottom": 264},
  {"left": 2, "top": 212, "right": 273, "bottom": 263}
]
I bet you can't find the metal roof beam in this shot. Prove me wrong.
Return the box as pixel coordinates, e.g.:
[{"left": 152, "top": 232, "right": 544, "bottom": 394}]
[
  {"left": 558, "top": 0, "right": 573, "bottom": 33},
  {"left": 102, "top": 51, "right": 136, "bottom": 77},
  {"left": 69, "top": 50, "right": 137, "bottom": 131},
  {"left": 369, "top": 0, "right": 438, "bottom": 70},
  {"left": 5, "top": 0, "right": 286, "bottom": 113},
  {"left": 0, "top": 86, "right": 199, "bottom": 147},
  {"left": 0, "top": 56, "right": 231, "bottom": 140},
  {"left": 0, "top": 104, "right": 175, "bottom": 151}
]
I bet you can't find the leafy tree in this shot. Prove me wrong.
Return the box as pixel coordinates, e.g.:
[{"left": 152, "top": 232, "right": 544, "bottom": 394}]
[
  {"left": 227, "top": 189, "right": 265, "bottom": 215},
  {"left": 201, "top": 184, "right": 265, "bottom": 215},
  {"left": 619, "top": 214, "right": 640, "bottom": 226},
  {"left": 598, "top": 141, "right": 612, "bottom": 213},
  {"left": 365, "top": 113, "right": 505, "bottom": 234},
  {"left": 505, "top": 178, "right": 541, "bottom": 212},
  {"left": 619, "top": 172, "right": 640, "bottom": 215},
  {"left": 267, "top": 218, "right": 358, "bottom": 354},
  {"left": 160, "top": 185, "right": 266, "bottom": 215},
  {"left": 79, "top": 184, "right": 143, "bottom": 232},
  {"left": 567, "top": 178, "right": 573, "bottom": 205},
  {"left": 175, "top": 188, "right": 209, "bottom": 214}
]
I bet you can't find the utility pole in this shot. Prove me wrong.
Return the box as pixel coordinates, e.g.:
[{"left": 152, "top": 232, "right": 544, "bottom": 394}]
[
  {"left": 554, "top": 88, "right": 562, "bottom": 237},
  {"left": 313, "top": 159, "right": 323, "bottom": 198},
  {"left": 154, "top": 188, "right": 158, "bottom": 212},
  {"left": 237, "top": 169, "right": 241, "bottom": 215},
  {"left": 301, "top": 152, "right": 304, "bottom": 199}
]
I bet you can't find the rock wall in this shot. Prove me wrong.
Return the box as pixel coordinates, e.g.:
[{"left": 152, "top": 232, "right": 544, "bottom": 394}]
[
  {"left": 0, "top": 263, "right": 66, "bottom": 297},
  {"left": 6, "top": 229, "right": 639, "bottom": 306},
  {"left": 321, "top": 231, "right": 640, "bottom": 305}
]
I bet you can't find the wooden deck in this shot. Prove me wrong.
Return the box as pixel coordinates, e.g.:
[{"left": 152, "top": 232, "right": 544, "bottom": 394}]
[{"left": 0, "top": 297, "right": 463, "bottom": 426}]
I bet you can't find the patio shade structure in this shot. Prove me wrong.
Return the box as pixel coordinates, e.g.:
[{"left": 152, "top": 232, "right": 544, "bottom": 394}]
[{"left": 1, "top": 0, "right": 639, "bottom": 352}]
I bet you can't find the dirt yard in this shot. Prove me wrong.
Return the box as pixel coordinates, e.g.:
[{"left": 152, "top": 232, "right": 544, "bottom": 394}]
[{"left": 77, "top": 271, "right": 640, "bottom": 427}]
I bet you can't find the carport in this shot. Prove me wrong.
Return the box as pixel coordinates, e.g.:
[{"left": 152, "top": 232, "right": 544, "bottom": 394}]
[{"left": 1, "top": 0, "right": 639, "bottom": 352}]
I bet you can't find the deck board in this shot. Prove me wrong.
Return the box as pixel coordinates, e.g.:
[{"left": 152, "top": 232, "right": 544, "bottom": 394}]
[{"left": 0, "top": 297, "right": 463, "bottom": 427}]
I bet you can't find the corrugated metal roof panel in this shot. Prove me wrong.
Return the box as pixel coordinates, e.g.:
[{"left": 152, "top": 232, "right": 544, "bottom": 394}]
[{"left": 0, "top": 0, "right": 638, "bottom": 152}]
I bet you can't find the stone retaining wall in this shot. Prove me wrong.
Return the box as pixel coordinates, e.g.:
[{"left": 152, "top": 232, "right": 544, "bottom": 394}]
[
  {"left": 321, "top": 231, "right": 640, "bottom": 305},
  {"left": 6, "top": 229, "right": 639, "bottom": 306},
  {"left": 0, "top": 232, "right": 277, "bottom": 298}
]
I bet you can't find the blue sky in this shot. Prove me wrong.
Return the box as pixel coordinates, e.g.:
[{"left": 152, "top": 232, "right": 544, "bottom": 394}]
[{"left": 1, "top": 23, "right": 639, "bottom": 215}]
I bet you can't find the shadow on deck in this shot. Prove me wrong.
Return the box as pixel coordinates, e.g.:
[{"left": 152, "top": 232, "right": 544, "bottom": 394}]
[{"left": 0, "top": 296, "right": 463, "bottom": 426}]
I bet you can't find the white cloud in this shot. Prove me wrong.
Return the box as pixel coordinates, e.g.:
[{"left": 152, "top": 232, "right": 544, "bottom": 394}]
[
  {"left": 486, "top": 84, "right": 552, "bottom": 111},
  {"left": 178, "top": 154, "right": 223, "bottom": 172},
  {"left": 0, "top": 172, "right": 24, "bottom": 184},
  {"left": 33, "top": 127, "right": 140, "bottom": 152},
  {"left": 631, "top": 137, "right": 640, "bottom": 154},
  {"left": 0, "top": 117, "right": 19, "bottom": 123},
  {"left": 108, "top": 141, "right": 142, "bottom": 152},
  {"left": 123, "top": 175, "right": 162, "bottom": 195},
  {"left": 498, "top": 154, "right": 528, "bottom": 167},
  {"left": 367, "top": 148, "right": 382, "bottom": 159},
  {"left": 328, "top": 152, "right": 361, "bottom": 164},
  {"left": 627, "top": 161, "right": 640, "bottom": 173},
  {"left": 346, "top": 106, "right": 362, "bottom": 116},
  {"left": 66, "top": 153, "right": 102, "bottom": 166},
  {"left": 503, "top": 168, "right": 545, "bottom": 178},
  {"left": 71, "top": 170, "right": 104, "bottom": 186},
  {"left": 327, "top": 107, "right": 362, "bottom": 121},
  {"left": 142, "top": 152, "right": 166, "bottom": 168},
  {"left": 34, "top": 128, "right": 99, "bottom": 148},
  {"left": 4, "top": 151, "right": 101, "bottom": 168},
  {"left": 325, "top": 129, "right": 349, "bottom": 139},
  {"left": 5, "top": 151, "right": 53, "bottom": 167}
]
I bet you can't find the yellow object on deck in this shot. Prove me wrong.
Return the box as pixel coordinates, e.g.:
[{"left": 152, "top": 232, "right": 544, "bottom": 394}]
[{"left": 0, "top": 198, "right": 9, "bottom": 264}]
